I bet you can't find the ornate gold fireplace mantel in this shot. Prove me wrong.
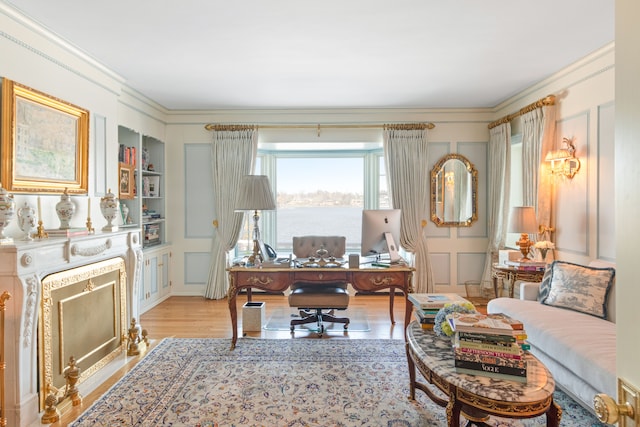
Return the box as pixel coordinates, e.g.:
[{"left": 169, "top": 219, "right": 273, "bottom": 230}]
[{"left": 0, "top": 229, "right": 142, "bottom": 427}]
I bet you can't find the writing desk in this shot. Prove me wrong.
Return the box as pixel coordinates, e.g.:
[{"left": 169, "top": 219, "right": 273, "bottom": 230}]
[{"left": 227, "top": 265, "right": 414, "bottom": 349}]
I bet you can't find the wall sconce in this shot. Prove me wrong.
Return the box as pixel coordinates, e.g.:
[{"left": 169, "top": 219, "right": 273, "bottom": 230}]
[
  {"left": 538, "top": 224, "right": 555, "bottom": 237},
  {"left": 546, "top": 137, "right": 581, "bottom": 179}
]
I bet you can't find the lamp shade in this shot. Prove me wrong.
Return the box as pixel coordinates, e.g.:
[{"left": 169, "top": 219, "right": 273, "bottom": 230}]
[
  {"left": 235, "top": 175, "right": 277, "bottom": 211},
  {"left": 508, "top": 206, "right": 537, "bottom": 234}
]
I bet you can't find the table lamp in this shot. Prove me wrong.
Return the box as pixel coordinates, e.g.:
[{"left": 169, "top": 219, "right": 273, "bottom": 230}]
[
  {"left": 508, "top": 206, "right": 538, "bottom": 261},
  {"left": 235, "top": 175, "right": 277, "bottom": 265}
]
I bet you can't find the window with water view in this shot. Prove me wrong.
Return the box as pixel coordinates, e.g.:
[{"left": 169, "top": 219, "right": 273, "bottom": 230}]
[{"left": 236, "top": 145, "right": 388, "bottom": 256}]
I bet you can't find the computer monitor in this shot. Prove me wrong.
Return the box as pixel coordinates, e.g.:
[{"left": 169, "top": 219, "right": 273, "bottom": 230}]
[{"left": 360, "top": 209, "right": 402, "bottom": 263}]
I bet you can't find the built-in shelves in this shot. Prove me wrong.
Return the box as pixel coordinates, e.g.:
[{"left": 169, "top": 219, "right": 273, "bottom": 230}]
[
  {"left": 118, "top": 126, "right": 167, "bottom": 249},
  {"left": 118, "top": 125, "right": 171, "bottom": 314}
]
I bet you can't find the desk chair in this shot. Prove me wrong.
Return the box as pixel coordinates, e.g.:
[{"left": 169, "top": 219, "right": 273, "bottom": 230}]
[{"left": 288, "top": 236, "right": 350, "bottom": 336}]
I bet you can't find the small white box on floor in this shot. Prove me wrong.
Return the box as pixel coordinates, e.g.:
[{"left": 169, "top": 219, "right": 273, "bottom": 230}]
[
  {"left": 242, "top": 301, "right": 266, "bottom": 332},
  {"left": 499, "top": 250, "right": 520, "bottom": 266}
]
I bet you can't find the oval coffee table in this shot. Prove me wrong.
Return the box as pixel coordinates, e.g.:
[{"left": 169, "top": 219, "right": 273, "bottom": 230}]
[{"left": 406, "top": 321, "right": 561, "bottom": 427}]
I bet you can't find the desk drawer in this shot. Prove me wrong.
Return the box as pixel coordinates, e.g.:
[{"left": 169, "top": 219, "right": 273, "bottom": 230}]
[
  {"left": 234, "top": 271, "right": 291, "bottom": 292},
  {"left": 352, "top": 271, "right": 407, "bottom": 291},
  {"left": 294, "top": 270, "right": 348, "bottom": 283}
]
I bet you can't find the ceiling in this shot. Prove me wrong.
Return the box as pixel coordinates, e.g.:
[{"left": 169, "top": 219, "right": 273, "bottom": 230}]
[{"left": 5, "top": 0, "right": 614, "bottom": 111}]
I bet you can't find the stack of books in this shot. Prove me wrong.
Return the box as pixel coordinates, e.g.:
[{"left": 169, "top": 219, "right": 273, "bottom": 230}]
[
  {"left": 118, "top": 144, "right": 137, "bottom": 166},
  {"left": 503, "top": 260, "right": 546, "bottom": 271},
  {"left": 408, "top": 293, "right": 469, "bottom": 330},
  {"left": 413, "top": 307, "right": 439, "bottom": 330},
  {"left": 448, "top": 312, "right": 529, "bottom": 383}
]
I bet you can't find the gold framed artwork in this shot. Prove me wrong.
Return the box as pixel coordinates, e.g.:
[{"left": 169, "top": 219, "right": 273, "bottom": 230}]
[
  {"left": 118, "top": 162, "right": 135, "bottom": 199},
  {"left": 1, "top": 78, "right": 89, "bottom": 194}
]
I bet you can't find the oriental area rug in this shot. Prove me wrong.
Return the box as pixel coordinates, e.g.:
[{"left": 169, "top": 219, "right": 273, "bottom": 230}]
[{"left": 71, "top": 338, "right": 606, "bottom": 427}]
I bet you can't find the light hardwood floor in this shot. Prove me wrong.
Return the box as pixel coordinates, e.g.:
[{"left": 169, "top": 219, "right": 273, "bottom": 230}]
[{"left": 52, "top": 292, "right": 412, "bottom": 426}]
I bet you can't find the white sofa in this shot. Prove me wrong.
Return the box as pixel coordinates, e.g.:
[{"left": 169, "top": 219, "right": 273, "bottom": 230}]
[{"left": 487, "top": 260, "right": 616, "bottom": 413}]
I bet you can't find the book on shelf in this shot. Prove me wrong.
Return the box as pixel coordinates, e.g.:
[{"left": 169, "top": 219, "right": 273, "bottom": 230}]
[
  {"left": 454, "top": 366, "right": 528, "bottom": 383},
  {"left": 118, "top": 144, "right": 136, "bottom": 166},
  {"left": 45, "top": 228, "right": 90, "bottom": 237},
  {"left": 453, "top": 349, "right": 527, "bottom": 368},
  {"left": 448, "top": 312, "right": 525, "bottom": 335},
  {"left": 407, "top": 293, "right": 468, "bottom": 309}
]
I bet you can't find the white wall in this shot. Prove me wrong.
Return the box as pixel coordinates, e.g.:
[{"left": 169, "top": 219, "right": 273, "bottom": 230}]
[
  {"left": 0, "top": 5, "right": 123, "bottom": 236},
  {"left": 0, "top": 5, "right": 169, "bottom": 238},
  {"left": 496, "top": 43, "right": 615, "bottom": 266}
]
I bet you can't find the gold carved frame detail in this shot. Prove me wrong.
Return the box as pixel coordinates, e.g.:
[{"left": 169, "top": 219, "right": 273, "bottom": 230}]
[
  {"left": 1, "top": 79, "right": 89, "bottom": 194},
  {"left": 430, "top": 153, "right": 478, "bottom": 227}
]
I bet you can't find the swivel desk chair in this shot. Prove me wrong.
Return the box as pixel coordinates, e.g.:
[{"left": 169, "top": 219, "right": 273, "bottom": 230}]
[{"left": 288, "top": 236, "right": 350, "bottom": 336}]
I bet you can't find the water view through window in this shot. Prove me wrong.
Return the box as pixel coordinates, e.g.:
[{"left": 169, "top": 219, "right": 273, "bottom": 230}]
[
  {"left": 235, "top": 147, "right": 388, "bottom": 257},
  {"left": 276, "top": 157, "right": 363, "bottom": 251}
]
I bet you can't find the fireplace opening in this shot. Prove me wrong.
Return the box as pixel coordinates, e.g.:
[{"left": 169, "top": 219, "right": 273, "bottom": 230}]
[{"left": 38, "top": 257, "right": 127, "bottom": 410}]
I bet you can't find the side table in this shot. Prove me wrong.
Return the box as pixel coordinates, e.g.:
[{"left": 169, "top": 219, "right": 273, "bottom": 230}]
[{"left": 491, "top": 263, "right": 545, "bottom": 298}]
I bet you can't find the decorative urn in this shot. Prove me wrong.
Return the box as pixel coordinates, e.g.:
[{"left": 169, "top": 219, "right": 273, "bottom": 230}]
[
  {"left": 0, "top": 183, "right": 15, "bottom": 241},
  {"left": 55, "top": 188, "right": 76, "bottom": 229},
  {"left": 17, "top": 202, "right": 37, "bottom": 241},
  {"left": 100, "top": 189, "right": 119, "bottom": 232}
]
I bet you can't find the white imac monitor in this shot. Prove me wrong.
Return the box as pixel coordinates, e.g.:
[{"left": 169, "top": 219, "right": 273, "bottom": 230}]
[{"left": 360, "top": 209, "right": 402, "bottom": 263}]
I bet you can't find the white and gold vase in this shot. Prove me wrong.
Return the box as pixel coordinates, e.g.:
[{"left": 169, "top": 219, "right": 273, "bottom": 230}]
[
  {"left": 0, "top": 183, "right": 15, "bottom": 242},
  {"left": 100, "top": 189, "right": 119, "bottom": 232},
  {"left": 56, "top": 188, "right": 76, "bottom": 229},
  {"left": 17, "top": 202, "right": 37, "bottom": 241}
]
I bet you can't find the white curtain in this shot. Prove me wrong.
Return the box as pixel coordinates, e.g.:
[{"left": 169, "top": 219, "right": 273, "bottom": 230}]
[
  {"left": 537, "top": 105, "right": 556, "bottom": 235},
  {"left": 383, "top": 125, "right": 434, "bottom": 293},
  {"left": 481, "top": 123, "right": 511, "bottom": 284},
  {"left": 521, "top": 105, "right": 556, "bottom": 239},
  {"left": 204, "top": 126, "right": 258, "bottom": 299}
]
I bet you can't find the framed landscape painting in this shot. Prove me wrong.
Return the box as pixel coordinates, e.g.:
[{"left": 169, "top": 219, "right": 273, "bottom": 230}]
[{"left": 1, "top": 79, "right": 89, "bottom": 194}]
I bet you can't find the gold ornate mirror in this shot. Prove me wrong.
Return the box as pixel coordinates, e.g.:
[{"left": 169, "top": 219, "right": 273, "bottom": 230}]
[{"left": 430, "top": 153, "right": 478, "bottom": 227}]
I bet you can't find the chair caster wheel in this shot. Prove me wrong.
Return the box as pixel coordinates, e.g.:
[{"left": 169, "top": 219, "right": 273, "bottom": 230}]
[{"left": 317, "top": 324, "right": 325, "bottom": 337}]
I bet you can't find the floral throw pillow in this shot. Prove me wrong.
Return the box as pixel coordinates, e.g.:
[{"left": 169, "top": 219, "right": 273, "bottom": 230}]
[{"left": 541, "top": 260, "right": 615, "bottom": 319}]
